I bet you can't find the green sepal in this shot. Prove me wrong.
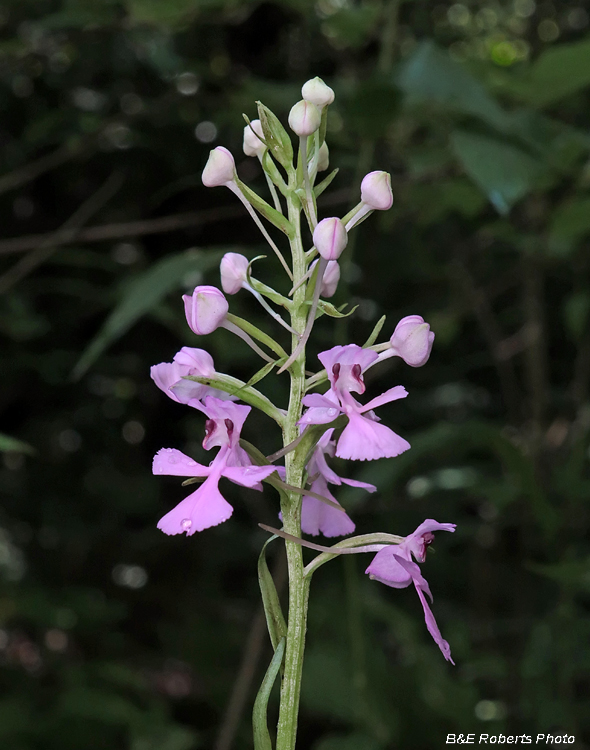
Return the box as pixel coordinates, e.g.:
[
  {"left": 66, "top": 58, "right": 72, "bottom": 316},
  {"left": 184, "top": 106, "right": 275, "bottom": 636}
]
[
  {"left": 244, "top": 359, "right": 283, "bottom": 389},
  {"left": 257, "top": 101, "right": 294, "bottom": 170},
  {"left": 181, "top": 374, "right": 285, "bottom": 427},
  {"left": 249, "top": 277, "right": 293, "bottom": 310},
  {"left": 258, "top": 537, "right": 287, "bottom": 651},
  {"left": 235, "top": 177, "right": 294, "bottom": 236},
  {"left": 316, "top": 300, "right": 358, "bottom": 319},
  {"left": 252, "top": 637, "right": 285, "bottom": 750},
  {"left": 261, "top": 149, "right": 288, "bottom": 195},
  {"left": 319, "top": 104, "right": 329, "bottom": 145},
  {"left": 226, "top": 313, "right": 288, "bottom": 359},
  {"left": 314, "top": 168, "right": 339, "bottom": 198},
  {"left": 363, "top": 314, "right": 387, "bottom": 347}
]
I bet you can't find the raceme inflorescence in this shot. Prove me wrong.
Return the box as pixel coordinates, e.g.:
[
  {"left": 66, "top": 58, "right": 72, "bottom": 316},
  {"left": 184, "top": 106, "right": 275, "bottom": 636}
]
[{"left": 149, "top": 76, "right": 455, "bottom": 750}]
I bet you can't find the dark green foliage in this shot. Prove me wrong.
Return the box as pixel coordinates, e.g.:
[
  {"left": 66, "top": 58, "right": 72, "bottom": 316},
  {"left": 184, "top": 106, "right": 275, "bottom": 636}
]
[{"left": 1, "top": 0, "right": 590, "bottom": 748}]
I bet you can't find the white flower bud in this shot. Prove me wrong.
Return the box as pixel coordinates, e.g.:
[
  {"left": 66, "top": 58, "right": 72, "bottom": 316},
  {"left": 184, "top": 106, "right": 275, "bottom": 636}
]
[
  {"left": 288, "top": 100, "right": 321, "bottom": 137},
  {"left": 220, "top": 252, "right": 249, "bottom": 295},
  {"left": 202, "top": 146, "right": 236, "bottom": 187},
  {"left": 360, "top": 170, "right": 393, "bottom": 210},
  {"left": 311, "top": 259, "right": 340, "bottom": 297},
  {"left": 301, "top": 77, "right": 335, "bottom": 108},
  {"left": 243, "top": 119, "right": 265, "bottom": 158},
  {"left": 313, "top": 217, "right": 348, "bottom": 261},
  {"left": 317, "top": 142, "right": 329, "bottom": 172}
]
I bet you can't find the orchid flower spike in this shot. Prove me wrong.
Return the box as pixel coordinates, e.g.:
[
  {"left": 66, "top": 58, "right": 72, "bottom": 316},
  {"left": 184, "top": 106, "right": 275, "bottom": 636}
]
[
  {"left": 299, "top": 429, "right": 376, "bottom": 537},
  {"left": 366, "top": 519, "right": 456, "bottom": 663},
  {"left": 154, "top": 397, "right": 276, "bottom": 535},
  {"left": 299, "top": 344, "right": 411, "bottom": 461},
  {"left": 151, "top": 347, "right": 236, "bottom": 405}
]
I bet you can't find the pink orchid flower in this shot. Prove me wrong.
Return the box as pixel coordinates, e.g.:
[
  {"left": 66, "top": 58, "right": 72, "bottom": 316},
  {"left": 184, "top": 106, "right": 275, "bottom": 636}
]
[
  {"left": 154, "top": 397, "right": 276, "bottom": 535},
  {"left": 366, "top": 519, "right": 456, "bottom": 663},
  {"left": 301, "top": 429, "right": 377, "bottom": 537},
  {"left": 151, "top": 347, "right": 235, "bottom": 405},
  {"left": 299, "top": 344, "right": 411, "bottom": 461}
]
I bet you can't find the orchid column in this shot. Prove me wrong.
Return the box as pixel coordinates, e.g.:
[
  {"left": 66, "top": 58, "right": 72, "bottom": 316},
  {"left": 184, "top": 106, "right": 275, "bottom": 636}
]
[{"left": 149, "top": 75, "right": 455, "bottom": 750}]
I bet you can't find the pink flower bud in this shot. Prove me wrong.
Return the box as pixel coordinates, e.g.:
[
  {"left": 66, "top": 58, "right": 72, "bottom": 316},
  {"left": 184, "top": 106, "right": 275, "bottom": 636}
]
[
  {"left": 360, "top": 170, "right": 393, "bottom": 210},
  {"left": 389, "top": 315, "right": 434, "bottom": 367},
  {"left": 313, "top": 217, "right": 348, "bottom": 261},
  {"left": 288, "top": 100, "right": 321, "bottom": 137},
  {"left": 301, "top": 77, "right": 335, "bottom": 108},
  {"left": 243, "top": 119, "right": 265, "bottom": 158},
  {"left": 311, "top": 259, "right": 340, "bottom": 298},
  {"left": 317, "top": 142, "right": 329, "bottom": 172},
  {"left": 202, "top": 146, "right": 236, "bottom": 187},
  {"left": 183, "top": 285, "right": 229, "bottom": 335},
  {"left": 321, "top": 260, "right": 340, "bottom": 297},
  {"left": 220, "top": 252, "right": 249, "bottom": 295}
]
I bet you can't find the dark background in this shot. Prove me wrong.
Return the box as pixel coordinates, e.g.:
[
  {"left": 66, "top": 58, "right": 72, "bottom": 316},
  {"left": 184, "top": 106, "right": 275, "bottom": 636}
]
[{"left": 1, "top": 0, "right": 590, "bottom": 748}]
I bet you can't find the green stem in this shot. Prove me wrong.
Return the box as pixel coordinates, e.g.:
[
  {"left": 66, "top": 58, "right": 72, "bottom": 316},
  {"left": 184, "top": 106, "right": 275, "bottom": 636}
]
[{"left": 275, "top": 189, "right": 310, "bottom": 750}]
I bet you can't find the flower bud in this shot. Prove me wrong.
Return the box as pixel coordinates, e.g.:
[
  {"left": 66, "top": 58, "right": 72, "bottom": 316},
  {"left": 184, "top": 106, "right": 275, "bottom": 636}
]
[
  {"left": 301, "top": 77, "right": 335, "bottom": 108},
  {"left": 202, "top": 146, "right": 236, "bottom": 187},
  {"left": 220, "top": 252, "right": 249, "bottom": 295},
  {"left": 313, "top": 217, "right": 348, "bottom": 261},
  {"left": 288, "top": 100, "right": 321, "bottom": 137},
  {"left": 389, "top": 315, "right": 434, "bottom": 367},
  {"left": 360, "top": 170, "right": 393, "bottom": 210},
  {"left": 183, "top": 285, "right": 229, "bottom": 335},
  {"left": 311, "top": 259, "right": 340, "bottom": 298},
  {"left": 317, "top": 142, "right": 329, "bottom": 172},
  {"left": 243, "top": 119, "right": 265, "bottom": 158}
]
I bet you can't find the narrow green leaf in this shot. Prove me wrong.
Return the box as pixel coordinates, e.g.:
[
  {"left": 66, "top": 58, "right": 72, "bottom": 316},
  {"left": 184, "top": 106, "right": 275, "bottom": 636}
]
[
  {"left": 0, "top": 433, "right": 35, "bottom": 454},
  {"left": 258, "top": 537, "right": 287, "bottom": 650},
  {"left": 72, "top": 249, "right": 222, "bottom": 380},
  {"left": 183, "top": 374, "right": 285, "bottom": 427},
  {"left": 253, "top": 638, "right": 285, "bottom": 750},
  {"left": 226, "top": 313, "right": 288, "bottom": 359},
  {"left": 451, "top": 130, "right": 543, "bottom": 215},
  {"left": 261, "top": 150, "right": 288, "bottom": 194},
  {"left": 363, "top": 315, "right": 386, "bottom": 347},
  {"left": 314, "top": 168, "right": 339, "bottom": 198},
  {"left": 235, "top": 178, "right": 294, "bottom": 236}
]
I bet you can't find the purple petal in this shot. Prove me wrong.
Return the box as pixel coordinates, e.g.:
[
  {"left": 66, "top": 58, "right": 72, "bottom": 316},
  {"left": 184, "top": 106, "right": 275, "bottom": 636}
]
[
  {"left": 336, "top": 413, "right": 411, "bottom": 461},
  {"left": 365, "top": 546, "right": 413, "bottom": 588},
  {"left": 340, "top": 477, "right": 377, "bottom": 492},
  {"left": 359, "top": 385, "right": 408, "bottom": 413},
  {"left": 150, "top": 362, "right": 185, "bottom": 403},
  {"left": 301, "top": 480, "right": 355, "bottom": 537},
  {"left": 299, "top": 393, "right": 342, "bottom": 426},
  {"left": 404, "top": 519, "right": 456, "bottom": 561},
  {"left": 152, "top": 448, "right": 209, "bottom": 477},
  {"left": 222, "top": 464, "right": 277, "bottom": 489},
  {"left": 173, "top": 347, "right": 215, "bottom": 376},
  {"left": 414, "top": 584, "right": 454, "bottom": 664},
  {"left": 157, "top": 475, "right": 233, "bottom": 535}
]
